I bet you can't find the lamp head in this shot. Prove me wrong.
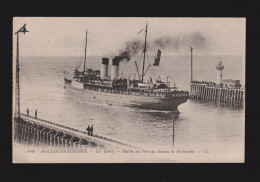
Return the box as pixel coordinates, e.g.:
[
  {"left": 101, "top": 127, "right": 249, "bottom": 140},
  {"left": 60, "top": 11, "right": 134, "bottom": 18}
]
[
  {"left": 21, "top": 24, "right": 29, "bottom": 34},
  {"left": 16, "top": 24, "right": 29, "bottom": 34}
]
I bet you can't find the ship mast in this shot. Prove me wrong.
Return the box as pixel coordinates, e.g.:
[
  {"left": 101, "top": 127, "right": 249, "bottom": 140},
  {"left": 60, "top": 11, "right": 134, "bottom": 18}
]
[
  {"left": 83, "top": 30, "right": 88, "bottom": 72},
  {"left": 15, "top": 24, "right": 29, "bottom": 118},
  {"left": 141, "top": 23, "right": 148, "bottom": 83},
  {"left": 190, "top": 46, "right": 193, "bottom": 82}
]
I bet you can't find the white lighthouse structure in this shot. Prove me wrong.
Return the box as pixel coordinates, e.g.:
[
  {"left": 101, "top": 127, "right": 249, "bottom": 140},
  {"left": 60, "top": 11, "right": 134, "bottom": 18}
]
[{"left": 216, "top": 61, "right": 224, "bottom": 85}]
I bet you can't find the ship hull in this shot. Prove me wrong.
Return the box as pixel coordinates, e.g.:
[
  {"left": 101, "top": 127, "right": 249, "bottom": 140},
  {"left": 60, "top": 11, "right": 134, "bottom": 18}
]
[{"left": 64, "top": 81, "right": 188, "bottom": 112}]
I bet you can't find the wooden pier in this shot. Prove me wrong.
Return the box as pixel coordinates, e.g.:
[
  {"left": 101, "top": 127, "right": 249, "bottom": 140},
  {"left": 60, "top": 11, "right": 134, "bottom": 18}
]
[
  {"left": 190, "top": 82, "right": 244, "bottom": 108},
  {"left": 14, "top": 113, "right": 137, "bottom": 149}
]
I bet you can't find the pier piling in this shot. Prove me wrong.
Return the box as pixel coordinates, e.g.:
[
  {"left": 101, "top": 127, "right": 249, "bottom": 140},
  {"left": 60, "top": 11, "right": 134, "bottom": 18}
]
[{"left": 190, "top": 82, "right": 244, "bottom": 109}]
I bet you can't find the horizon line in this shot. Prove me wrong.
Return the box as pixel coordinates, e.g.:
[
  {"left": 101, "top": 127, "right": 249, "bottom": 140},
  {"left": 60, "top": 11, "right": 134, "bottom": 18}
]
[{"left": 17, "top": 54, "right": 245, "bottom": 57}]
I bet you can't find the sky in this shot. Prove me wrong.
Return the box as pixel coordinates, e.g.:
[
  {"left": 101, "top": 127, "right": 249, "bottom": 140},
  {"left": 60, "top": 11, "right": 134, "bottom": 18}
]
[{"left": 13, "top": 17, "right": 246, "bottom": 57}]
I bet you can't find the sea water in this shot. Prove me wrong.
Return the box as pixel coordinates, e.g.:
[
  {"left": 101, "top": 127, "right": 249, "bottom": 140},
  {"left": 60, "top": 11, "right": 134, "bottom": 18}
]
[{"left": 17, "top": 55, "right": 245, "bottom": 154}]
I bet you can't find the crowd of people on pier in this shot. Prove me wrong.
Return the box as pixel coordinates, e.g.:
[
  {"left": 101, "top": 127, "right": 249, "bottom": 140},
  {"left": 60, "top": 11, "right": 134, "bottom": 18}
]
[
  {"left": 191, "top": 80, "right": 243, "bottom": 89},
  {"left": 190, "top": 80, "right": 217, "bottom": 85}
]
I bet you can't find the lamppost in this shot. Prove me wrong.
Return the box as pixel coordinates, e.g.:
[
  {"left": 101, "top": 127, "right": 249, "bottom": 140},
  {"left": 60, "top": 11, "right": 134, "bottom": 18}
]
[
  {"left": 15, "top": 24, "right": 29, "bottom": 118},
  {"left": 190, "top": 46, "right": 193, "bottom": 82}
]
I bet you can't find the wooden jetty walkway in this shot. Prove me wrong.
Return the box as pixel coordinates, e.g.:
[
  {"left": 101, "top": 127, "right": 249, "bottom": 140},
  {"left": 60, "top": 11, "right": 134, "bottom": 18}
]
[
  {"left": 189, "top": 82, "right": 244, "bottom": 108},
  {"left": 14, "top": 113, "right": 137, "bottom": 150}
]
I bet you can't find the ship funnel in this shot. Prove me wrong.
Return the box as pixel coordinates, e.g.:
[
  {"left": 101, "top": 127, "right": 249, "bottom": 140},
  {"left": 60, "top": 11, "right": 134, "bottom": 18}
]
[
  {"left": 111, "top": 58, "right": 120, "bottom": 80},
  {"left": 101, "top": 58, "right": 109, "bottom": 79}
]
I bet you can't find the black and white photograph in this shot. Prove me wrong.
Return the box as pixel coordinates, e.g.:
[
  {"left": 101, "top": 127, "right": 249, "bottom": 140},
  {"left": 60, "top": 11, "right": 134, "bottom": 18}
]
[{"left": 12, "top": 17, "right": 245, "bottom": 163}]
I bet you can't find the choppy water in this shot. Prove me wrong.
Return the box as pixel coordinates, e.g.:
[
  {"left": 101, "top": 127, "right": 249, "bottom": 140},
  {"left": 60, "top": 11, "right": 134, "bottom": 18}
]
[{"left": 17, "top": 55, "right": 244, "bottom": 152}]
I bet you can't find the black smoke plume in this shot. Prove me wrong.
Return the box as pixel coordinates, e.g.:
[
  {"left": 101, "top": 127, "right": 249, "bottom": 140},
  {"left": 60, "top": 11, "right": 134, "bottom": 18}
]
[
  {"left": 113, "top": 39, "right": 144, "bottom": 62},
  {"left": 153, "top": 32, "right": 208, "bottom": 51},
  {"left": 113, "top": 32, "right": 208, "bottom": 62}
]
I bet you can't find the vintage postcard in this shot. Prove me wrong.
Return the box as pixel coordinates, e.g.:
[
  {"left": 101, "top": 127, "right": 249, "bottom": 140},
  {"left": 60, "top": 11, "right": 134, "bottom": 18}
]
[{"left": 13, "top": 17, "right": 245, "bottom": 163}]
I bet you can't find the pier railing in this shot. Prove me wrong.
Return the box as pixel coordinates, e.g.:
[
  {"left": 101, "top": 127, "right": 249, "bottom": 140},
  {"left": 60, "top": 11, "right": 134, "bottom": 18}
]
[{"left": 83, "top": 84, "right": 189, "bottom": 98}]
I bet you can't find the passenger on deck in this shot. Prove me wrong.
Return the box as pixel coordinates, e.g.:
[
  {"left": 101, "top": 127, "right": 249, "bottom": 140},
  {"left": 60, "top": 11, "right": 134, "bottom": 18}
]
[
  {"left": 27, "top": 108, "right": 29, "bottom": 116},
  {"left": 35, "top": 109, "right": 37, "bottom": 118},
  {"left": 86, "top": 125, "right": 90, "bottom": 135},
  {"left": 90, "top": 125, "right": 93, "bottom": 136}
]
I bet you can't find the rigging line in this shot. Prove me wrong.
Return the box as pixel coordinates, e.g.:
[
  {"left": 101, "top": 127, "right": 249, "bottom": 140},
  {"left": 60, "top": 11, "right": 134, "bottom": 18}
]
[
  {"left": 145, "top": 52, "right": 153, "bottom": 76},
  {"left": 77, "top": 57, "right": 84, "bottom": 69},
  {"left": 147, "top": 52, "right": 156, "bottom": 77},
  {"left": 135, "top": 61, "right": 140, "bottom": 79},
  {"left": 136, "top": 52, "right": 143, "bottom": 80},
  {"left": 144, "top": 64, "right": 151, "bottom": 76},
  {"left": 149, "top": 64, "right": 155, "bottom": 78},
  {"left": 77, "top": 52, "right": 85, "bottom": 69},
  {"left": 76, "top": 39, "right": 85, "bottom": 70},
  {"left": 137, "top": 51, "right": 143, "bottom": 68}
]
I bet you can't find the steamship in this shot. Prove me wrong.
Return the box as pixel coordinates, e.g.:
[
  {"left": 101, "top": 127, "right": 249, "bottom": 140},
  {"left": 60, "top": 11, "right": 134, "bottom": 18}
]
[{"left": 64, "top": 24, "right": 189, "bottom": 112}]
